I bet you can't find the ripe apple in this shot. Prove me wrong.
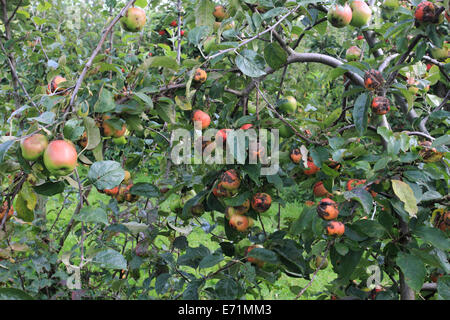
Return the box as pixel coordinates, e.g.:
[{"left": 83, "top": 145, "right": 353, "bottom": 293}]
[
  {"left": 326, "top": 221, "right": 345, "bottom": 236},
  {"left": 327, "top": 3, "right": 353, "bottom": 28},
  {"left": 213, "top": 5, "right": 228, "bottom": 21},
  {"left": 277, "top": 96, "right": 297, "bottom": 114},
  {"left": 346, "top": 46, "right": 362, "bottom": 61},
  {"left": 194, "top": 68, "right": 207, "bottom": 83},
  {"left": 20, "top": 133, "right": 48, "bottom": 161},
  {"left": 43, "top": 140, "right": 78, "bottom": 176},
  {"left": 170, "top": 20, "right": 177, "bottom": 27},
  {"left": 192, "top": 110, "right": 211, "bottom": 129},
  {"left": 317, "top": 198, "right": 339, "bottom": 220},
  {"left": 102, "top": 115, "right": 127, "bottom": 138},
  {"left": 120, "top": 7, "right": 146, "bottom": 32},
  {"left": 350, "top": 0, "right": 372, "bottom": 27},
  {"left": 229, "top": 214, "right": 252, "bottom": 232},
  {"left": 47, "top": 76, "right": 67, "bottom": 95}
]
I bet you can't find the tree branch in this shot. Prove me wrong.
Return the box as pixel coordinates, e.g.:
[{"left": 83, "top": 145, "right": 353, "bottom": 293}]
[{"left": 69, "top": 0, "right": 137, "bottom": 108}]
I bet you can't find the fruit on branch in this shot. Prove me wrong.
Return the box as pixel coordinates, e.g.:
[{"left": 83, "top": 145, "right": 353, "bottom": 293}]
[
  {"left": 326, "top": 159, "right": 341, "bottom": 171},
  {"left": 290, "top": 148, "right": 302, "bottom": 164},
  {"left": 314, "top": 255, "right": 329, "bottom": 270},
  {"left": 418, "top": 141, "right": 443, "bottom": 163},
  {"left": 277, "top": 96, "right": 297, "bottom": 114},
  {"left": 123, "top": 170, "right": 131, "bottom": 184},
  {"left": 279, "top": 123, "right": 294, "bottom": 138},
  {"left": 170, "top": 20, "right": 177, "bottom": 27},
  {"left": 350, "top": 0, "right": 372, "bottom": 27},
  {"left": 251, "top": 192, "right": 272, "bottom": 213},
  {"left": 414, "top": 1, "right": 444, "bottom": 24},
  {"left": 104, "top": 186, "right": 119, "bottom": 196},
  {"left": 213, "top": 5, "right": 228, "bottom": 21},
  {"left": 225, "top": 199, "right": 251, "bottom": 218},
  {"left": 246, "top": 244, "right": 264, "bottom": 267},
  {"left": 430, "top": 43, "right": 449, "bottom": 61},
  {"left": 326, "top": 221, "right": 345, "bottom": 236},
  {"left": 346, "top": 46, "right": 362, "bottom": 61},
  {"left": 220, "top": 169, "right": 241, "bottom": 190},
  {"left": 304, "top": 160, "right": 320, "bottom": 175},
  {"left": 364, "top": 69, "right": 384, "bottom": 91},
  {"left": 346, "top": 179, "right": 366, "bottom": 191},
  {"left": 240, "top": 123, "right": 253, "bottom": 130},
  {"left": 194, "top": 68, "right": 207, "bottom": 83},
  {"left": 212, "top": 182, "right": 236, "bottom": 198},
  {"left": 382, "top": 0, "right": 399, "bottom": 9},
  {"left": 229, "top": 214, "right": 252, "bottom": 232},
  {"left": 20, "top": 133, "right": 48, "bottom": 161},
  {"left": 356, "top": 35, "right": 364, "bottom": 40},
  {"left": 327, "top": 3, "right": 353, "bottom": 28},
  {"left": 0, "top": 202, "right": 14, "bottom": 222},
  {"left": 113, "top": 136, "right": 127, "bottom": 145},
  {"left": 102, "top": 115, "right": 127, "bottom": 138},
  {"left": 192, "top": 110, "right": 211, "bottom": 130},
  {"left": 313, "top": 181, "right": 331, "bottom": 197},
  {"left": 78, "top": 132, "right": 88, "bottom": 148},
  {"left": 158, "top": 30, "right": 165, "bottom": 36},
  {"left": 180, "top": 30, "right": 185, "bottom": 36},
  {"left": 371, "top": 96, "right": 390, "bottom": 115},
  {"left": 216, "top": 129, "right": 232, "bottom": 146},
  {"left": 120, "top": 7, "right": 147, "bottom": 32},
  {"left": 317, "top": 198, "right": 339, "bottom": 220},
  {"left": 431, "top": 208, "right": 449, "bottom": 232},
  {"left": 47, "top": 76, "right": 67, "bottom": 95},
  {"left": 43, "top": 140, "right": 78, "bottom": 176},
  {"left": 191, "top": 203, "right": 205, "bottom": 216}
]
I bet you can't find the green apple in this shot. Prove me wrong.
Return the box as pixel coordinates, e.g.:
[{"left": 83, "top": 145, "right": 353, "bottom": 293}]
[
  {"left": 277, "top": 96, "right": 297, "bottom": 114},
  {"left": 20, "top": 134, "right": 48, "bottom": 161},
  {"left": 43, "top": 140, "right": 78, "bottom": 176},
  {"left": 350, "top": 0, "right": 372, "bottom": 27},
  {"left": 120, "top": 7, "right": 146, "bottom": 32}
]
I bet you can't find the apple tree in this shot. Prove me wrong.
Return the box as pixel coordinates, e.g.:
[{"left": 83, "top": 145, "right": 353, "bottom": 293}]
[{"left": 0, "top": 0, "right": 449, "bottom": 300}]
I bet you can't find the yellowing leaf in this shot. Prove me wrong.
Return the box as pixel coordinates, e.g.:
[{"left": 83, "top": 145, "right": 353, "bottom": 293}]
[{"left": 391, "top": 180, "right": 418, "bottom": 218}]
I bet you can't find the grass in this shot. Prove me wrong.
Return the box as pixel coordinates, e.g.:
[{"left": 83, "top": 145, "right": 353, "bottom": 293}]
[{"left": 42, "top": 173, "right": 337, "bottom": 300}]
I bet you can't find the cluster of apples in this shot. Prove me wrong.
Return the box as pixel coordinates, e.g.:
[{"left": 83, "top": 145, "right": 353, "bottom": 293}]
[
  {"left": 99, "top": 170, "right": 139, "bottom": 203},
  {"left": 317, "top": 198, "right": 345, "bottom": 237},
  {"left": 291, "top": 152, "right": 342, "bottom": 179},
  {"left": 212, "top": 169, "right": 273, "bottom": 232},
  {"left": 327, "top": 0, "right": 372, "bottom": 29},
  {"left": 20, "top": 134, "right": 78, "bottom": 177}
]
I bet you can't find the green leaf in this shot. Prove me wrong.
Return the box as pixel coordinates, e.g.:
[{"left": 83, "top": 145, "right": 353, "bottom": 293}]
[
  {"left": 87, "top": 161, "right": 125, "bottom": 190},
  {"left": 93, "top": 249, "right": 127, "bottom": 270},
  {"left": 177, "top": 245, "right": 210, "bottom": 269},
  {"left": 188, "top": 26, "right": 211, "bottom": 46},
  {"left": 195, "top": 0, "right": 216, "bottom": 27},
  {"left": 264, "top": 42, "right": 287, "bottom": 70},
  {"left": 33, "top": 181, "right": 65, "bottom": 196},
  {"left": 199, "top": 251, "right": 224, "bottom": 269},
  {"left": 396, "top": 252, "right": 426, "bottom": 292},
  {"left": 93, "top": 88, "right": 115, "bottom": 113},
  {"left": 437, "top": 276, "right": 450, "bottom": 300},
  {"left": 215, "top": 278, "right": 239, "bottom": 300},
  {"left": 352, "top": 93, "right": 369, "bottom": 136},
  {"left": 391, "top": 179, "right": 418, "bottom": 218},
  {"left": 414, "top": 226, "right": 450, "bottom": 252},
  {"left": 343, "top": 187, "right": 373, "bottom": 215},
  {"left": 247, "top": 247, "right": 279, "bottom": 264},
  {"left": 223, "top": 191, "right": 251, "bottom": 206},
  {"left": 155, "top": 273, "right": 170, "bottom": 295},
  {"left": 142, "top": 56, "right": 179, "bottom": 71},
  {"left": 431, "top": 134, "right": 450, "bottom": 148},
  {"left": 84, "top": 116, "right": 101, "bottom": 150},
  {"left": 75, "top": 207, "right": 108, "bottom": 225},
  {"left": 0, "top": 140, "right": 16, "bottom": 163},
  {"left": 235, "top": 50, "right": 267, "bottom": 78},
  {"left": 0, "top": 288, "right": 33, "bottom": 300},
  {"left": 129, "top": 183, "right": 160, "bottom": 198}
]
